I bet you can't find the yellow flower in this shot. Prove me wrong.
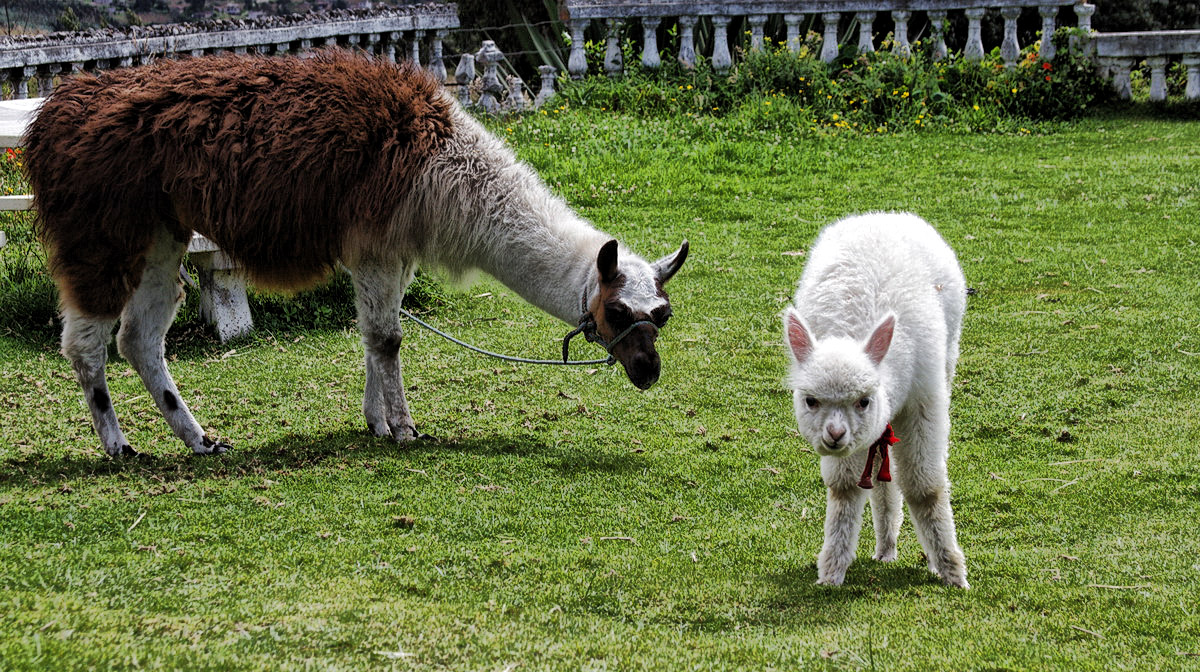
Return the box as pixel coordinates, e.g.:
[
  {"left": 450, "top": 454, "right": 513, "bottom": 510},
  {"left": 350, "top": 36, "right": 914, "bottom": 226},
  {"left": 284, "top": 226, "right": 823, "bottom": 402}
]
[
  {"left": 973, "top": 104, "right": 979, "bottom": 111},
  {"left": 686, "top": 84, "right": 693, "bottom": 90},
  {"left": 831, "top": 113, "right": 839, "bottom": 121},
  {"left": 1011, "top": 88, "right": 1018, "bottom": 93}
]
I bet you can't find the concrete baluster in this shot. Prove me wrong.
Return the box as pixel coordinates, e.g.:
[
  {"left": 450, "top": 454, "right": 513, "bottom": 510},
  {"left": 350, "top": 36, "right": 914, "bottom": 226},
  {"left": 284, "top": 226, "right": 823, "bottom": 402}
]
[
  {"left": 1075, "top": 3, "right": 1096, "bottom": 34},
  {"left": 964, "top": 8, "right": 986, "bottom": 63},
  {"left": 1000, "top": 7, "right": 1022, "bottom": 68},
  {"left": 568, "top": 18, "right": 589, "bottom": 79},
  {"left": 856, "top": 12, "right": 875, "bottom": 54},
  {"left": 604, "top": 18, "right": 624, "bottom": 77},
  {"left": 534, "top": 65, "right": 557, "bottom": 107},
  {"left": 455, "top": 53, "right": 475, "bottom": 107},
  {"left": 1109, "top": 58, "right": 1133, "bottom": 100},
  {"left": 641, "top": 16, "right": 662, "bottom": 68},
  {"left": 748, "top": 14, "right": 767, "bottom": 51},
  {"left": 298, "top": 39, "right": 312, "bottom": 56},
  {"left": 784, "top": 14, "right": 803, "bottom": 53},
  {"left": 1038, "top": 5, "right": 1057, "bottom": 62},
  {"left": 275, "top": 41, "right": 291, "bottom": 55},
  {"left": 820, "top": 12, "right": 840, "bottom": 63},
  {"left": 476, "top": 40, "right": 504, "bottom": 114},
  {"left": 678, "top": 15, "right": 698, "bottom": 69},
  {"left": 1184, "top": 55, "right": 1200, "bottom": 100},
  {"left": 411, "top": 30, "right": 424, "bottom": 65},
  {"left": 1147, "top": 56, "right": 1169, "bottom": 101},
  {"left": 382, "top": 33, "right": 397, "bottom": 62},
  {"left": 711, "top": 16, "right": 733, "bottom": 74},
  {"left": 38, "top": 63, "right": 61, "bottom": 97},
  {"left": 505, "top": 74, "right": 527, "bottom": 112},
  {"left": 430, "top": 29, "right": 448, "bottom": 82},
  {"left": 929, "top": 11, "right": 948, "bottom": 61},
  {"left": 363, "top": 34, "right": 378, "bottom": 57},
  {"left": 892, "top": 10, "right": 911, "bottom": 58},
  {"left": 12, "top": 66, "right": 34, "bottom": 99}
]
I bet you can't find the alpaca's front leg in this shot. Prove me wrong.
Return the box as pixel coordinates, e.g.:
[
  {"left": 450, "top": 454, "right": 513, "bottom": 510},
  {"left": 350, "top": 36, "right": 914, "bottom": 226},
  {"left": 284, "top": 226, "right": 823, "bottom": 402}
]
[
  {"left": 869, "top": 479, "right": 903, "bottom": 562},
  {"left": 817, "top": 454, "right": 870, "bottom": 585},
  {"left": 894, "top": 408, "right": 969, "bottom": 588},
  {"left": 351, "top": 262, "right": 420, "bottom": 441}
]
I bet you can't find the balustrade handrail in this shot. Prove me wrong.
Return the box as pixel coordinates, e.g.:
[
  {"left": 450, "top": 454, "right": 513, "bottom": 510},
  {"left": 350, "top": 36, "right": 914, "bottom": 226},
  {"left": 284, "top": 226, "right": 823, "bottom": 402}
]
[
  {"left": 1, "top": 5, "right": 459, "bottom": 100},
  {"left": 563, "top": 0, "right": 1077, "bottom": 19}
]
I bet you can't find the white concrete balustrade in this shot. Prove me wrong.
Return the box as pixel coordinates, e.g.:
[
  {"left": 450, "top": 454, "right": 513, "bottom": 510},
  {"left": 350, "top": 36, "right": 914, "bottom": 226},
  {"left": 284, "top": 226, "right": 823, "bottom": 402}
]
[
  {"left": 1, "top": 5, "right": 459, "bottom": 100},
  {"left": 561, "top": 1, "right": 1091, "bottom": 77}
]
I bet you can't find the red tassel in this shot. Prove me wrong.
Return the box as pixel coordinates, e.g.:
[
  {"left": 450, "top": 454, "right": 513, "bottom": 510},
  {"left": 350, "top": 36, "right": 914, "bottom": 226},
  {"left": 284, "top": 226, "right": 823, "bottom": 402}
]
[
  {"left": 857, "top": 444, "right": 876, "bottom": 489},
  {"left": 877, "top": 445, "right": 892, "bottom": 482},
  {"left": 857, "top": 424, "right": 898, "bottom": 489}
]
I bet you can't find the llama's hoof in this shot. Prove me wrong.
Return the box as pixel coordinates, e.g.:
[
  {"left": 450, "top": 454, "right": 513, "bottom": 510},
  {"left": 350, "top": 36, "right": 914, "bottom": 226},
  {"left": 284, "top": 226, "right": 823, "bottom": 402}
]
[
  {"left": 815, "top": 576, "right": 845, "bottom": 587},
  {"left": 873, "top": 549, "right": 898, "bottom": 563},
  {"left": 196, "top": 436, "right": 230, "bottom": 455},
  {"left": 112, "top": 444, "right": 139, "bottom": 458}
]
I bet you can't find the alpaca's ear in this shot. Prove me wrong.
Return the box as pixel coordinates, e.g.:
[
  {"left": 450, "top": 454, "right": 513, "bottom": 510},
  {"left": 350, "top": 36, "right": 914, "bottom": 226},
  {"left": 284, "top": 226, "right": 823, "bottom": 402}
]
[
  {"left": 597, "top": 240, "right": 619, "bottom": 284},
  {"left": 864, "top": 314, "right": 895, "bottom": 366},
  {"left": 652, "top": 240, "right": 689, "bottom": 284},
  {"left": 784, "top": 308, "right": 813, "bottom": 365}
]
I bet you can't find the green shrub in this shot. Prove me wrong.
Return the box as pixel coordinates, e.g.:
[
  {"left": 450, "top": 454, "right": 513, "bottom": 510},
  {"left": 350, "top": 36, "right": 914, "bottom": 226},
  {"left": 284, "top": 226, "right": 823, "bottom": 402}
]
[{"left": 556, "top": 27, "right": 1114, "bottom": 132}]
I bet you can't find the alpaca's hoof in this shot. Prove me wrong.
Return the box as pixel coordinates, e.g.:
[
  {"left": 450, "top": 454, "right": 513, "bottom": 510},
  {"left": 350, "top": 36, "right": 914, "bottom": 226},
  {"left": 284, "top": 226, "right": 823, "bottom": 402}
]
[
  {"left": 815, "top": 576, "right": 844, "bottom": 587},
  {"left": 873, "top": 550, "right": 899, "bottom": 563}
]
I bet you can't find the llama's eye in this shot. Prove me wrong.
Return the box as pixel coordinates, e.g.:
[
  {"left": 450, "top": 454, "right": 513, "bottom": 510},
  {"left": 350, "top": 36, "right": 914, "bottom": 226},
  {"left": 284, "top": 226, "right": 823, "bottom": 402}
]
[
  {"left": 857, "top": 397, "right": 871, "bottom": 410},
  {"left": 804, "top": 396, "right": 819, "bottom": 409}
]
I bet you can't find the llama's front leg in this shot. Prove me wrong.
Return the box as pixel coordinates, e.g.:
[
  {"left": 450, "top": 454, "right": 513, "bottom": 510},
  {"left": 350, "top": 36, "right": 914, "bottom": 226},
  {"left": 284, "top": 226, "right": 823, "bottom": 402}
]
[
  {"left": 894, "top": 409, "right": 969, "bottom": 588},
  {"left": 352, "top": 263, "right": 420, "bottom": 441},
  {"left": 816, "top": 454, "right": 870, "bottom": 586},
  {"left": 61, "top": 311, "right": 134, "bottom": 457},
  {"left": 117, "top": 228, "right": 227, "bottom": 455},
  {"left": 869, "top": 479, "right": 903, "bottom": 562}
]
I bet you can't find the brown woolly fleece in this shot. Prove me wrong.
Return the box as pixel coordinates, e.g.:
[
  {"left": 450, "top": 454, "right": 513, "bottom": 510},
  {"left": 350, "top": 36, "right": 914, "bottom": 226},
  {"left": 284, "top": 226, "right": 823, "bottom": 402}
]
[{"left": 24, "top": 50, "right": 454, "bottom": 318}]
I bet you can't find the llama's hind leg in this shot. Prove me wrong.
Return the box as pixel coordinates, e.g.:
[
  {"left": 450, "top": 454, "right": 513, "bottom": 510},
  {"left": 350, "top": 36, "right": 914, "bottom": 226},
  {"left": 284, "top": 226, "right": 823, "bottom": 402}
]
[
  {"left": 816, "top": 454, "right": 870, "bottom": 586},
  {"left": 350, "top": 261, "right": 420, "bottom": 441},
  {"left": 62, "top": 310, "right": 133, "bottom": 457},
  {"left": 116, "top": 227, "right": 226, "bottom": 455},
  {"left": 893, "top": 404, "right": 969, "bottom": 588}
]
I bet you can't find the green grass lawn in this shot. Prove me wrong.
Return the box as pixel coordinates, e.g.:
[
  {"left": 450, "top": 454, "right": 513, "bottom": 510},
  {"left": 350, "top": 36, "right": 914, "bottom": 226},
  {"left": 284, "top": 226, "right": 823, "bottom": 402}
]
[{"left": 1, "top": 111, "right": 1198, "bottom": 670}]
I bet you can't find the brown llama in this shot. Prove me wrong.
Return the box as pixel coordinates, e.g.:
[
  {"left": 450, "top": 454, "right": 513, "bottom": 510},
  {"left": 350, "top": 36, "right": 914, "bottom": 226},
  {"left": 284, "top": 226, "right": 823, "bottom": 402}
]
[{"left": 24, "top": 50, "right": 688, "bottom": 456}]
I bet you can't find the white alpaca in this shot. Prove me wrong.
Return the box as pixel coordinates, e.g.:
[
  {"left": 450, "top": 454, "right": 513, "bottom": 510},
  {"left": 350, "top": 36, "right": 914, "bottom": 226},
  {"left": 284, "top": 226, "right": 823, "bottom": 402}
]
[{"left": 783, "top": 212, "right": 969, "bottom": 588}]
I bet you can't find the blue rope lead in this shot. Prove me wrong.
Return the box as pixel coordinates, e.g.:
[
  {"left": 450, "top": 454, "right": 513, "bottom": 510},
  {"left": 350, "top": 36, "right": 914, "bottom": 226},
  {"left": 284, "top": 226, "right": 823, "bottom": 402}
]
[{"left": 399, "top": 307, "right": 614, "bottom": 366}]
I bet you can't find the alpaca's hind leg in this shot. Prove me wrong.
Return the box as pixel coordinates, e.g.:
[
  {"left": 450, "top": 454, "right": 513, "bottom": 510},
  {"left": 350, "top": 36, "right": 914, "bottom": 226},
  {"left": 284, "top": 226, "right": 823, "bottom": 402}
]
[
  {"left": 350, "top": 261, "right": 419, "bottom": 441},
  {"left": 117, "top": 227, "right": 227, "bottom": 455},
  {"left": 817, "top": 454, "right": 870, "bottom": 586},
  {"left": 61, "top": 310, "right": 132, "bottom": 457},
  {"left": 893, "top": 404, "right": 969, "bottom": 588},
  {"left": 869, "top": 479, "right": 904, "bottom": 562}
]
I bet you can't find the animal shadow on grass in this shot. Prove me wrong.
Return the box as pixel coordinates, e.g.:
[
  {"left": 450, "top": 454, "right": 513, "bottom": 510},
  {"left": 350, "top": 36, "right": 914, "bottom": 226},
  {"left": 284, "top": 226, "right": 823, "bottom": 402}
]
[
  {"left": 0, "top": 426, "right": 640, "bottom": 489},
  {"left": 763, "top": 560, "right": 946, "bottom": 610}
]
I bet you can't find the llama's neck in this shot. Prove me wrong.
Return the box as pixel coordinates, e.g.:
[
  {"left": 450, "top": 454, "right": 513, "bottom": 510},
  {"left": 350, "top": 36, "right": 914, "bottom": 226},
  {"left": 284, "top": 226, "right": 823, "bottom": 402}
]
[
  {"left": 435, "top": 107, "right": 610, "bottom": 325},
  {"left": 477, "top": 193, "right": 608, "bottom": 325}
]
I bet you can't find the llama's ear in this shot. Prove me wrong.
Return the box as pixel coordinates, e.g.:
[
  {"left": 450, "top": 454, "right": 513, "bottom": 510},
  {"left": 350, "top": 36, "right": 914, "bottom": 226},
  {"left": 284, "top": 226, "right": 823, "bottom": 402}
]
[
  {"left": 784, "top": 308, "right": 813, "bottom": 365},
  {"left": 864, "top": 314, "right": 895, "bottom": 366},
  {"left": 597, "top": 240, "right": 619, "bottom": 284},
  {"left": 652, "top": 240, "right": 689, "bottom": 284}
]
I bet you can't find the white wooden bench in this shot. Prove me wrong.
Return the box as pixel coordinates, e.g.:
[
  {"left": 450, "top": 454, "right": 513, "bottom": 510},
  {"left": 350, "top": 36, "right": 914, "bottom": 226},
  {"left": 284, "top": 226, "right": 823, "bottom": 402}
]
[{"left": 0, "top": 97, "right": 253, "bottom": 342}]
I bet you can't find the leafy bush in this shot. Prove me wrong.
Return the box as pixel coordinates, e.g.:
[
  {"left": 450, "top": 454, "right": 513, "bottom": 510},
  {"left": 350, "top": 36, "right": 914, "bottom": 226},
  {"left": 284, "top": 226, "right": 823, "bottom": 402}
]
[{"left": 557, "top": 28, "right": 1114, "bottom": 132}]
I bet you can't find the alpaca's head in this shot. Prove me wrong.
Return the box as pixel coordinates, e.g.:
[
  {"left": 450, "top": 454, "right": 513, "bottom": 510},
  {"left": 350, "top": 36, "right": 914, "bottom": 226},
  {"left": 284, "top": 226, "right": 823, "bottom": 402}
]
[
  {"left": 784, "top": 309, "right": 894, "bottom": 457},
  {"left": 588, "top": 239, "right": 688, "bottom": 389}
]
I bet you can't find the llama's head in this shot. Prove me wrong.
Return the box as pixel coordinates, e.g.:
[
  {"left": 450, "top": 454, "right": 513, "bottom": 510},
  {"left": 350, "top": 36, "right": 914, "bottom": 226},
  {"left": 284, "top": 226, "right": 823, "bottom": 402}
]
[
  {"left": 784, "top": 308, "right": 895, "bottom": 457},
  {"left": 587, "top": 239, "right": 689, "bottom": 390}
]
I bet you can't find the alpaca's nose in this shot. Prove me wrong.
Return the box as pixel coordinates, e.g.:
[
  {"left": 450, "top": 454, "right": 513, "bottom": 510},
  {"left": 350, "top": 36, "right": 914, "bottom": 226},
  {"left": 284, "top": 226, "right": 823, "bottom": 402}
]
[{"left": 827, "top": 426, "right": 846, "bottom": 442}]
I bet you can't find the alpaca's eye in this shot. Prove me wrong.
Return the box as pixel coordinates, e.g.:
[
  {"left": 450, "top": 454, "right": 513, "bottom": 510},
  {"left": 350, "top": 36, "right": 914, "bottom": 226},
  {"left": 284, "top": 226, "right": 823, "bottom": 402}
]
[
  {"left": 804, "top": 396, "right": 819, "bottom": 409},
  {"left": 857, "top": 397, "right": 870, "bottom": 410}
]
